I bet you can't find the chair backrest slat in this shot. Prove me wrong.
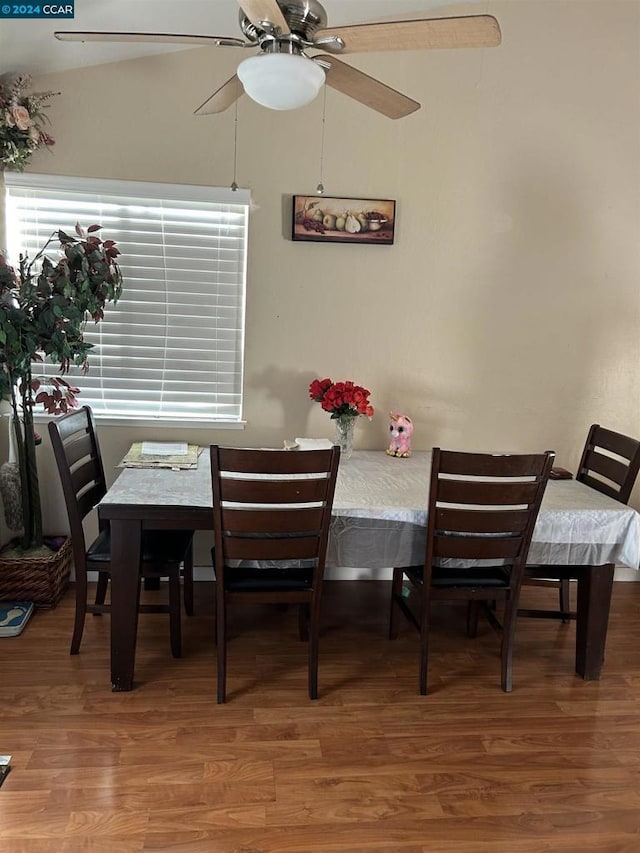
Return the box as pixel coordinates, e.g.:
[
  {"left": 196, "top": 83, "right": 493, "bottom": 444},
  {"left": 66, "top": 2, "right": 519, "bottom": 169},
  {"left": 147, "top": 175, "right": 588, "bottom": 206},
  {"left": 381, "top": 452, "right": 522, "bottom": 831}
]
[
  {"left": 582, "top": 449, "right": 630, "bottom": 490},
  {"left": 589, "top": 425, "right": 640, "bottom": 461},
  {"left": 436, "top": 507, "right": 531, "bottom": 534},
  {"left": 222, "top": 535, "right": 322, "bottom": 562},
  {"left": 63, "top": 432, "right": 94, "bottom": 468},
  {"left": 434, "top": 534, "right": 523, "bottom": 561},
  {"left": 437, "top": 479, "right": 541, "bottom": 506},
  {"left": 70, "top": 456, "right": 103, "bottom": 499},
  {"left": 221, "top": 507, "right": 325, "bottom": 534},
  {"left": 439, "top": 452, "right": 551, "bottom": 478},
  {"left": 220, "top": 477, "right": 329, "bottom": 504},
  {"left": 76, "top": 483, "right": 106, "bottom": 522},
  {"left": 577, "top": 424, "right": 640, "bottom": 504},
  {"left": 217, "top": 448, "right": 335, "bottom": 475},
  {"left": 580, "top": 473, "right": 622, "bottom": 501}
]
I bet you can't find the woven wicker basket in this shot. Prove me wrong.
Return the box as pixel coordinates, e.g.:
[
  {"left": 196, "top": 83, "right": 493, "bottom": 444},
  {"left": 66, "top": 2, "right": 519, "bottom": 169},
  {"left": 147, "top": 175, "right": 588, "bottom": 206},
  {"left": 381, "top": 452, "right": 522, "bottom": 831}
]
[{"left": 0, "top": 536, "right": 73, "bottom": 608}]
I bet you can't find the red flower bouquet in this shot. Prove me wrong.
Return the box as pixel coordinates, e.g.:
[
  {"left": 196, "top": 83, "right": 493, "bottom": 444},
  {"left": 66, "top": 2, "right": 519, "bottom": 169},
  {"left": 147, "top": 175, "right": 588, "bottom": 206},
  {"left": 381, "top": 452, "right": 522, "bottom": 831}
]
[{"left": 309, "top": 378, "right": 374, "bottom": 420}]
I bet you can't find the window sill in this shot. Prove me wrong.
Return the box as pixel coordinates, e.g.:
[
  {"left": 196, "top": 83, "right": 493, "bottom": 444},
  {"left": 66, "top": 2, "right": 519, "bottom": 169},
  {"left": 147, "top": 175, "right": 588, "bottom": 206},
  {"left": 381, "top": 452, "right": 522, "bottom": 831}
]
[{"left": 33, "top": 413, "right": 246, "bottom": 430}]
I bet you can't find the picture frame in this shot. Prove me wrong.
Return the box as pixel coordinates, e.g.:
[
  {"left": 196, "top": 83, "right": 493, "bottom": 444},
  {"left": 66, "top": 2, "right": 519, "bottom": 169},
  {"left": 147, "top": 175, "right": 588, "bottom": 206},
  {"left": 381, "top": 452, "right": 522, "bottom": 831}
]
[{"left": 292, "top": 195, "right": 396, "bottom": 245}]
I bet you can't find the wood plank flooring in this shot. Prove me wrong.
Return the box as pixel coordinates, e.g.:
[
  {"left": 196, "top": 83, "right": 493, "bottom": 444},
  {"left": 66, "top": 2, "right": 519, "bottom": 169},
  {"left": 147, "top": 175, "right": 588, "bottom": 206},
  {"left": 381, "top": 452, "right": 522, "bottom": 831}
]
[{"left": 1, "top": 580, "right": 640, "bottom": 852}]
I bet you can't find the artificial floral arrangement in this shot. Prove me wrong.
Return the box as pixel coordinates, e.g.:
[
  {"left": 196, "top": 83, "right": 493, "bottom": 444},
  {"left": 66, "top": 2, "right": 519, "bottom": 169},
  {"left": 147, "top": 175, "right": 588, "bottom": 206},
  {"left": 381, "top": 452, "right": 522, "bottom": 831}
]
[
  {"left": 309, "top": 377, "right": 374, "bottom": 459},
  {"left": 309, "top": 378, "right": 375, "bottom": 419},
  {"left": 0, "top": 224, "right": 123, "bottom": 552},
  {"left": 0, "top": 74, "right": 57, "bottom": 171}
]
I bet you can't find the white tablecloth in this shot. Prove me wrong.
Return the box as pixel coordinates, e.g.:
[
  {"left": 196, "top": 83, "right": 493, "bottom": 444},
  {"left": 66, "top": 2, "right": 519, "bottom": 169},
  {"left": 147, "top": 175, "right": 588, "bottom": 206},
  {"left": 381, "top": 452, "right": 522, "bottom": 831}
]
[
  {"left": 102, "top": 449, "right": 640, "bottom": 572},
  {"left": 327, "top": 451, "right": 640, "bottom": 570}
]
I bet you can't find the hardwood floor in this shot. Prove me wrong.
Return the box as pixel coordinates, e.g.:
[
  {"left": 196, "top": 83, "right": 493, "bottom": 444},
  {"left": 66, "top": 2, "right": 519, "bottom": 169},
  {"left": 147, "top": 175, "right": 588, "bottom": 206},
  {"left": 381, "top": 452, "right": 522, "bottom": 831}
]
[{"left": 1, "top": 580, "right": 640, "bottom": 852}]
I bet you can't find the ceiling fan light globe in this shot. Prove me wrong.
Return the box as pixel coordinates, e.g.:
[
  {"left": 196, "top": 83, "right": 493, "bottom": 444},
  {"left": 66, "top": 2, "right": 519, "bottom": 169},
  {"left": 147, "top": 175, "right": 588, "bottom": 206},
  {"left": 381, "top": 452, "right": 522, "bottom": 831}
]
[{"left": 237, "top": 54, "right": 325, "bottom": 110}]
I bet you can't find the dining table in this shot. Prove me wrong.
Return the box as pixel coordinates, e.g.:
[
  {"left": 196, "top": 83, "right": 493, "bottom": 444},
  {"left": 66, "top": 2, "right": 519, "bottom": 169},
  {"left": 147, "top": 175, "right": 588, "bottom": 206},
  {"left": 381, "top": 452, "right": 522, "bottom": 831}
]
[{"left": 98, "top": 449, "right": 640, "bottom": 691}]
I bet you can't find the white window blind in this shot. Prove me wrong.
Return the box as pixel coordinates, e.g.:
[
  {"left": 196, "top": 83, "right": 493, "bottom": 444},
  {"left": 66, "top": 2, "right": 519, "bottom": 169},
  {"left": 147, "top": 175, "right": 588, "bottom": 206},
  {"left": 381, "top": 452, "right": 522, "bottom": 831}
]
[{"left": 4, "top": 173, "right": 249, "bottom": 424}]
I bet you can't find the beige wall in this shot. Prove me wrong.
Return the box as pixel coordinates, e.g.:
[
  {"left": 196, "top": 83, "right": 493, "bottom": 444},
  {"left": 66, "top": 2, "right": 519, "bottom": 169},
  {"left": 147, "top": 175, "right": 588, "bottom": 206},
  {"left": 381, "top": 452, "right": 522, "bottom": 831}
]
[{"left": 3, "top": 0, "right": 640, "bottom": 555}]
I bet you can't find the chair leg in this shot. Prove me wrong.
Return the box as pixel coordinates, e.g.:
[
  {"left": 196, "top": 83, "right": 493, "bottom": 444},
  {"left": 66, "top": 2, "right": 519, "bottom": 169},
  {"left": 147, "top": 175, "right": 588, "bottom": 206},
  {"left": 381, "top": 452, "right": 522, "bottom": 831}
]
[
  {"left": 182, "top": 540, "right": 194, "bottom": 617},
  {"left": 389, "top": 567, "right": 404, "bottom": 640},
  {"left": 168, "top": 571, "right": 182, "bottom": 659},
  {"left": 559, "top": 579, "right": 571, "bottom": 624},
  {"left": 500, "top": 593, "right": 520, "bottom": 693},
  {"left": 70, "top": 569, "right": 90, "bottom": 655},
  {"left": 466, "top": 601, "right": 480, "bottom": 638},
  {"left": 217, "top": 587, "right": 227, "bottom": 704},
  {"left": 94, "top": 572, "right": 109, "bottom": 609},
  {"left": 308, "top": 595, "right": 321, "bottom": 700},
  {"left": 419, "top": 594, "right": 431, "bottom": 696},
  {"left": 298, "top": 603, "right": 310, "bottom": 642},
  {"left": 418, "top": 585, "right": 431, "bottom": 696},
  {"left": 212, "top": 579, "right": 217, "bottom": 644}
]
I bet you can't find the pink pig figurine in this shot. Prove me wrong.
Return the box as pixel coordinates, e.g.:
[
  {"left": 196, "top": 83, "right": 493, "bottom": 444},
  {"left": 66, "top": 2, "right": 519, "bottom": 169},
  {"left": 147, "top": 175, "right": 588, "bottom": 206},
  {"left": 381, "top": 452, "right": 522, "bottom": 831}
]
[{"left": 387, "top": 412, "right": 413, "bottom": 458}]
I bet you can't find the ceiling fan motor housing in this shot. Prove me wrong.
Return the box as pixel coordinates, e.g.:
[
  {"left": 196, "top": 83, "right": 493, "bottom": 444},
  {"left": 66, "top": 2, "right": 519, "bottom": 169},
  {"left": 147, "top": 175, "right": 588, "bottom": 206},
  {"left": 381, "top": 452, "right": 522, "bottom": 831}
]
[{"left": 240, "top": 0, "right": 328, "bottom": 45}]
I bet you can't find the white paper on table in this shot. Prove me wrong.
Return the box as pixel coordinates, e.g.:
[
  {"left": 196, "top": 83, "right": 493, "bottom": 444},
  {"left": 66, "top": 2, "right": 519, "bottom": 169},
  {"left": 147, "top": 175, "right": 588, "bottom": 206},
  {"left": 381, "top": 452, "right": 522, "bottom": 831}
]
[
  {"left": 294, "top": 438, "right": 334, "bottom": 450},
  {"left": 141, "top": 441, "right": 188, "bottom": 456}
]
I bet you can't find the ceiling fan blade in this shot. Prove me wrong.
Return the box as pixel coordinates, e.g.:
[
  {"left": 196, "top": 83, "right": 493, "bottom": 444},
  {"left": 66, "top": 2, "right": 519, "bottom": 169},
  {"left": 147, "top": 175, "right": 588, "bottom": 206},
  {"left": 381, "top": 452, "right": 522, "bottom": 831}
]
[
  {"left": 194, "top": 75, "right": 244, "bottom": 116},
  {"left": 314, "top": 15, "right": 501, "bottom": 54},
  {"left": 237, "top": 0, "right": 290, "bottom": 35},
  {"left": 318, "top": 55, "right": 419, "bottom": 120},
  {"left": 54, "top": 31, "right": 247, "bottom": 47}
]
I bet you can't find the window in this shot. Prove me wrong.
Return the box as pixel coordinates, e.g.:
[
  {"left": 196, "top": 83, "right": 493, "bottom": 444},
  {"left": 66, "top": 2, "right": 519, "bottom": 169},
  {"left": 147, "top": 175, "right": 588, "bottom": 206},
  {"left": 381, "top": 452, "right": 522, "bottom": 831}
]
[{"left": 5, "top": 173, "right": 249, "bottom": 425}]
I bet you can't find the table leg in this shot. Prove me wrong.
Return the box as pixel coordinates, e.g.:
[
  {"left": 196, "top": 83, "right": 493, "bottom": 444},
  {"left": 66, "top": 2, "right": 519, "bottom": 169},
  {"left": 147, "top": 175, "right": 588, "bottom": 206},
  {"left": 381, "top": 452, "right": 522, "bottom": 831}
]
[
  {"left": 109, "top": 519, "right": 142, "bottom": 691},
  {"left": 575, "top": 563, "right": 614, "bottom": 680}
]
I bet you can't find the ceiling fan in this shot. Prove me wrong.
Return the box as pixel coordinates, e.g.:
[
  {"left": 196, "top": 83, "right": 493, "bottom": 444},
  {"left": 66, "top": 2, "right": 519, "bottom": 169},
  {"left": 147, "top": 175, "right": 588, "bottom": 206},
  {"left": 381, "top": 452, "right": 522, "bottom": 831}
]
[{"left": 55, "top": 0, "right": 501, "bottom": 120}]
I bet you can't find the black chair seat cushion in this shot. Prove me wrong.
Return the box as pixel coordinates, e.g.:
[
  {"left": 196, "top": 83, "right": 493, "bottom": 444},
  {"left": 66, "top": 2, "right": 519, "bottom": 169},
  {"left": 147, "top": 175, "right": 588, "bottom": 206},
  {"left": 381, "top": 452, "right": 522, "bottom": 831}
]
[
  {"left": 406, "top": 565, "right": 511, "bottom": 589},
  {"left": 220, "top": 565, "right": 313, "bottom": 592},
  {"left": 87, "top": 527, "right": 193, "bottom": 566}
]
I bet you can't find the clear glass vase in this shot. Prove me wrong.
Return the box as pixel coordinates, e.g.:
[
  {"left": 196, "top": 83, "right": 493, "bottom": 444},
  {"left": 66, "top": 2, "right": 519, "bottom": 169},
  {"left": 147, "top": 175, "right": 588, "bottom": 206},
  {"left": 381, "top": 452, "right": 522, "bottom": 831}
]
[{"left": 334, "top": 414, "right": 357, "bottom": 460}]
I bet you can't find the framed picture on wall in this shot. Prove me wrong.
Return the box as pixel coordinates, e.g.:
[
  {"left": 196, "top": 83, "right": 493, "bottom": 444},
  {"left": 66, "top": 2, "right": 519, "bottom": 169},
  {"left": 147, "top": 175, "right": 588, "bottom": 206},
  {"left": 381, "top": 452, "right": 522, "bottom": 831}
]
[{"left": 292, "top": 195, "right": 396, "bottom": 245}]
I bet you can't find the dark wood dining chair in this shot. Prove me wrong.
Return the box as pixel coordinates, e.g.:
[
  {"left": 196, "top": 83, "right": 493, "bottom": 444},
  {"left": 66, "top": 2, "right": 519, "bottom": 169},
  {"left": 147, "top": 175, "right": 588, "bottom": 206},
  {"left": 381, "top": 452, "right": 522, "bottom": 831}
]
[
  {"left": 48, "top": 406, "right": 194, "bottom": 656},
  {"left": 389, "top": 448, "right": 555, "bottom": 694},
  {"left": 210, "top": 445, "right": 340, "bottom": 703},
  {"left": 521, "top": 424, "right": 640, "bottom": 622}
]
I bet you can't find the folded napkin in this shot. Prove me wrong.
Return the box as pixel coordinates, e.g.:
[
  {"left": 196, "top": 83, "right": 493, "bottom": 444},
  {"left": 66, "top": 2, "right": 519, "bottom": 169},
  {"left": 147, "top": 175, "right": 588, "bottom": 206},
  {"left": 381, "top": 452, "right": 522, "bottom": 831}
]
[{"left": 293, "top": 438, "right": 334, "bottom": 451}]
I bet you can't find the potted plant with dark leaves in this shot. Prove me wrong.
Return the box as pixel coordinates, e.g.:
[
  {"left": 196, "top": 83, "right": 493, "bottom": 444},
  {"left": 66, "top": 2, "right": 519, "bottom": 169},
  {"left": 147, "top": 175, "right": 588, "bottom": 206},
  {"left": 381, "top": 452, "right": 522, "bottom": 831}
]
[{"left": 0, "top": 224, "right": 122, "bottom": 605}]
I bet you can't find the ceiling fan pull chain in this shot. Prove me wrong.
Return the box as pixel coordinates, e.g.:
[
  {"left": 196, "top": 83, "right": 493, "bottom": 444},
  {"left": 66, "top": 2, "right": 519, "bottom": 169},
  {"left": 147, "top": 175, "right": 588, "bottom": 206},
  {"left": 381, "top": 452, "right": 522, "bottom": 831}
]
[
  {"left": 316, "top": 85, "right": 327, "bottom": 195},
  {"left": 231, "top": 95, "right": 239, "bottom": 192}
]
